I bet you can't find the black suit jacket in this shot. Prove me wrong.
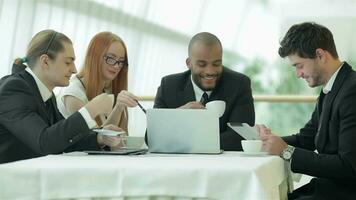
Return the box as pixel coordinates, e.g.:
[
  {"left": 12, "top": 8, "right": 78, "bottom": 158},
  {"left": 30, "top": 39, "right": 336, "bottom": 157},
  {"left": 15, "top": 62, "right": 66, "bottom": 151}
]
[
  {"left": 283, "top": 63, "right": 356, "bottom": 199},
  {"left": 0, "top": 69, "right": 100, "bottom": 164},
  {"left": 154, "top": 67, "right": 255, "bottom": 150}
]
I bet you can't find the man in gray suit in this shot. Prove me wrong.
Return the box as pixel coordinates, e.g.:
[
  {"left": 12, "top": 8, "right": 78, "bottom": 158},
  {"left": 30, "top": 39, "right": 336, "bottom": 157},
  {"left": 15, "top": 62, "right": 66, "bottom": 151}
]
[
  {"left": 258, "top": 22, "right": 356, "bottom": 199},
  {"left": 153, "top": 32, "right": 255, "bottom": 151}
]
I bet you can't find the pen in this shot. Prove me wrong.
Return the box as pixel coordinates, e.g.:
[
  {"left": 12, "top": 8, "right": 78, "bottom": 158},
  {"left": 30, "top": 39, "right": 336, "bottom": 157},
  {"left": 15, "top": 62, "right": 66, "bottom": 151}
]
[{"left": 135, "top": 100, "right": 146, "bottom": 114}]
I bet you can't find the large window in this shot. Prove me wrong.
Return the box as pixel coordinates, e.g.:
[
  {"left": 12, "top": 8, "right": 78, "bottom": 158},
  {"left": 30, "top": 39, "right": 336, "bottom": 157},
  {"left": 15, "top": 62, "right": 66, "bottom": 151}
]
[{"left": 1, "top": 0, "right": 356, "bottom": 136}]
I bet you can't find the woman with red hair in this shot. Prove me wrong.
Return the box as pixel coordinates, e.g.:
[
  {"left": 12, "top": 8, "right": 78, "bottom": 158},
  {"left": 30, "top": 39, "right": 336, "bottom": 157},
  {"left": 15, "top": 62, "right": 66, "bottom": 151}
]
[{"left": 58, "top": 32, "right": 138, "bottom": 132}]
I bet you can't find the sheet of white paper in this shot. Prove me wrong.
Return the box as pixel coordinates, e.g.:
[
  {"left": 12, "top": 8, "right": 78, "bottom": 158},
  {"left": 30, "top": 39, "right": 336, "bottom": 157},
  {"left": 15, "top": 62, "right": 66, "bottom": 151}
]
[
  {"left": 93, "top": 129, "right": 125, "bottom": 136},
  {"left": 227, "top": 122, "right": 259, "bottom": 140}
]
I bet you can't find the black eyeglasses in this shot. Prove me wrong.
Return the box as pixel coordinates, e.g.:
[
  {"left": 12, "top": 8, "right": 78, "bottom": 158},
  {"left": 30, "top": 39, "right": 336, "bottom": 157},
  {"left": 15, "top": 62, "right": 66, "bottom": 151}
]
[
  {"left": 103, "top": 55, "right": 127, "bottom": 68},
  {"left": 44, "top": 31, "right": 57, "bottom": 55}
]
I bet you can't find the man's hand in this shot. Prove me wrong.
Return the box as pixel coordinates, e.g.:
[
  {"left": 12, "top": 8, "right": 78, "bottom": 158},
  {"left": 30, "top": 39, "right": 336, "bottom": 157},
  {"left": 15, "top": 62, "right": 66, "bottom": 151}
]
[
  {"left": 97, "top": 124, "right": 127, "bottom": 148},
  {"left": 116, "top": 90, "right": 138, "bottom": 107},
  {"left": 255, "top": 124, "right": 288, "bottom": 155},
  {"left": 262, "top": 134, "right": 288, "bottom": 155},
  {"left": 97, "top": 134, "right": 122, "bottom": 148},
  {"left": 255, "top": 124, "right": 272, "bottom": 139},
  {"left": 85, "top": 93, "right": 114, "bottom": 119},
  {"left": 179, "top": 101, "right": 205, "bottom": 109},
  {"left": 102, "top": 124, "right": 127, "bottom": 136}
]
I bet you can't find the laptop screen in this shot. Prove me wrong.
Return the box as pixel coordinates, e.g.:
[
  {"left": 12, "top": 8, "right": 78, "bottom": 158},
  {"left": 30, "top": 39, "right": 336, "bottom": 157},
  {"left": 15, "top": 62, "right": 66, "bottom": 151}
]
[{"left": 146, "top": 108, "right": 221, "bottom": 154}]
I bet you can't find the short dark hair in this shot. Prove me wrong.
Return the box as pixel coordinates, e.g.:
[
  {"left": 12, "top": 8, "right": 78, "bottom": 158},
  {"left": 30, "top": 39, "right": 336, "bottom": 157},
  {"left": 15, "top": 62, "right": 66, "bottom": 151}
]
[
  {"left": 278, "top": 22, "right": 338, "bottom": 59},
  {"left": 188, "top": 32, "right": 222, "bottom": 56}
]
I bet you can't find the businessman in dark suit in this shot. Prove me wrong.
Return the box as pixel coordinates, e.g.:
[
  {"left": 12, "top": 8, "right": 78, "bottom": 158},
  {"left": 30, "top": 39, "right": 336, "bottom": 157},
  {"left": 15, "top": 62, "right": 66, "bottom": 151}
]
[
  {"left": 257, "top": 22, "right": 356, "bottom": 199},
  {"left": 0, "top": 67, "right": 101, "bottom": 163},
  {"left": 153, "top": 32, "right": 255, "bottom": 151}
]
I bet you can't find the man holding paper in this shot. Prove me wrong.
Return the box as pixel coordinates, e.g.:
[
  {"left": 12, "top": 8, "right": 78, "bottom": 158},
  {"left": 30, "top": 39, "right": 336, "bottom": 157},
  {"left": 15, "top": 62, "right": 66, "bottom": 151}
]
[
  {"left": 153, "top": 32, "right": 255, "bottom": 150},
  {"left": 257, "top": 22, "right": 356, "bottom": 199}
]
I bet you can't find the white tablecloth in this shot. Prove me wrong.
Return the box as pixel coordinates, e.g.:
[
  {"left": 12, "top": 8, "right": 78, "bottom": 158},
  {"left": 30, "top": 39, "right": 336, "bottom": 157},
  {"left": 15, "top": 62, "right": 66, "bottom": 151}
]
[{"left": 0, "top": 152, "right": 289, "bottom": 200}]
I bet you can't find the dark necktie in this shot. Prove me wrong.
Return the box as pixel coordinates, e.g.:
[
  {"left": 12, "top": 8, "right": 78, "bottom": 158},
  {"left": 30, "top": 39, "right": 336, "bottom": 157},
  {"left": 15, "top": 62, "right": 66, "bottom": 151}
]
[
  {"left": 316, "top": 91, "right": 329, "bottom": 144},
  {"left": 318, "top": 91, "right": 328, "bottom": 116},
  {"left": 200, "top": 92, "right": 209, "bottom": 106},
  {"left": 44, "top": 98, "right": 55, "bottom": 124}
]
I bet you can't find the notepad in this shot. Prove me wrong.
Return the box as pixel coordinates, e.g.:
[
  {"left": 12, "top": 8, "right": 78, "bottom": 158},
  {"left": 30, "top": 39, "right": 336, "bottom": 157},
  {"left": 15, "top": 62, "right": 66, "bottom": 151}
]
[{"left": 227, "top": 122, "right": 259, "bottom": 140}]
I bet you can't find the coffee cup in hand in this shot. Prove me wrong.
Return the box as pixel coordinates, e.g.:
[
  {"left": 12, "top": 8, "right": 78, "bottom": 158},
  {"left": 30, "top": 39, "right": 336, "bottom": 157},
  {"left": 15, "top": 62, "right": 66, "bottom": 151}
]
[
  {"left": 206, "top": 100, "right": 226, "bottom": 117},
  {"left": 241, "top": 140, "right": 262, "bottom": 153}
]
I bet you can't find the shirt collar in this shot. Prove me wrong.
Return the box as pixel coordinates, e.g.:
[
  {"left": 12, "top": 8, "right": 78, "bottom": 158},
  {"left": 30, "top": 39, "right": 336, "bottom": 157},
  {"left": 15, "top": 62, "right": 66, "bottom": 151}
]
[
  {"left": 25, "top": 67, "right": 53, "bottom": 102},
  {"left": 190, "top": 75, "right": 212, "bottom": 101},
  {"left": 323, "top": 62, "right": 344, "bottom": 94}
]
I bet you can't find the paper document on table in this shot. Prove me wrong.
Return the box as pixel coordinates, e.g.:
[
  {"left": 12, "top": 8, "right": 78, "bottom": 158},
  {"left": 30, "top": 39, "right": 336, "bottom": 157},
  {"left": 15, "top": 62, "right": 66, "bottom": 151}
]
[
  {"left": 93, "top": 129, "right": 125, "bottom": 136},
  {"left": 227, "top": 122, "right": 259, "bottom": 140}
]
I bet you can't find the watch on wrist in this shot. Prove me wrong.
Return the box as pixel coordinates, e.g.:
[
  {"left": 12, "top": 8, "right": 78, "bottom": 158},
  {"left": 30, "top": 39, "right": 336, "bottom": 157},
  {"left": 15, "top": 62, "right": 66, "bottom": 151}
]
[{"left": 280, "top": 145, "right": 295, "bottom": 161}]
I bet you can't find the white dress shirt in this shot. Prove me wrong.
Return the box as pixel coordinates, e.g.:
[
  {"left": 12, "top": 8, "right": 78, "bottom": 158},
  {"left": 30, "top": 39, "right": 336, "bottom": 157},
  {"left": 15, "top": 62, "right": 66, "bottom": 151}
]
[
  {"left": 322, "top": 62, "right": 344, "bottom": 94},
  {"left": 190, "top": 76, "right": 212, "bottom": 101}
]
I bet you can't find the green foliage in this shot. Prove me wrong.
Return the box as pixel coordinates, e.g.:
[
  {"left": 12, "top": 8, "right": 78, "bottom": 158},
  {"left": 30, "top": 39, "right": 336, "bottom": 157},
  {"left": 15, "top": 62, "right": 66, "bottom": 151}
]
[{"left": 242, "top": 58, "right": 266, "bottom": 94}]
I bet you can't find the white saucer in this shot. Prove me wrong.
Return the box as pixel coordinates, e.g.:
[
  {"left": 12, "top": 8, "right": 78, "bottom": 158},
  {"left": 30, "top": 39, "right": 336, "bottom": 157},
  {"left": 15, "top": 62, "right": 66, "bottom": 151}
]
[
  {"left": 237, "top": 151, "right": 269, "bottom": 156},
  {"left": 93, "top": 129, "right": 125, "bottom": 136}
]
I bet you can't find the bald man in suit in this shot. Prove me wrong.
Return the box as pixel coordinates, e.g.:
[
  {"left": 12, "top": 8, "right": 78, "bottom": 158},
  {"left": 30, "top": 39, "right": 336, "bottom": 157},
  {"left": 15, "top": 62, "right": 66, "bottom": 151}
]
[{"left": 153, "top": 32, "right": 255, "bottom": 151}]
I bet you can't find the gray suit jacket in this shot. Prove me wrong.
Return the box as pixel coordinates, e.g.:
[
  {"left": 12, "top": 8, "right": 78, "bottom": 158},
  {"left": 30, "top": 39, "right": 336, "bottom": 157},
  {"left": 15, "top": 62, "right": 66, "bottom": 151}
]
[{"left": 154, "top": 67, "right": 255, "bottom": 150}]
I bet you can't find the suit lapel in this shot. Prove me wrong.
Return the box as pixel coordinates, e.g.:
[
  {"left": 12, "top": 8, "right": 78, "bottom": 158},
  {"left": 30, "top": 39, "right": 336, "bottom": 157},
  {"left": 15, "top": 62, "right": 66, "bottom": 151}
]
[
  {"left": 19, "top": 70, "right": 52, "bottom": 123},
  {"left": 177, "top": 76, "right": 195, "bottom": 104},
  {"left": 209, "top": 74, "right": 225, "bottom": 101},
  {"left": 210, "top": 67, "right": 233, "bottom": 103},
  {"left": 315, "top": 63, "right": 351, "bottom": 151}
]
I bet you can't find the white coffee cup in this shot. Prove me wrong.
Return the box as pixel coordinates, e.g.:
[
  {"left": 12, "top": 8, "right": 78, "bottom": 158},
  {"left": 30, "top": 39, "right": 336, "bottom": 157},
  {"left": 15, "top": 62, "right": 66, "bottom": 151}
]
[
  {"left": 206, "top": 100, "right": 226, "bottom": 117},
  {"left": 121, "top": 136, "right": 145, "bottom": 149},
  {"left": 241, "top": 140, "right": 262, "bottom": 153}
]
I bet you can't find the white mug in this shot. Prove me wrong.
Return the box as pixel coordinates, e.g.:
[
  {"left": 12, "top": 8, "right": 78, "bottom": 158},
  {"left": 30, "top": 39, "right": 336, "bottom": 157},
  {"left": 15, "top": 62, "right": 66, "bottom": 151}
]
[
  {"left": 206, "top": 100, "right": 226, "bottom": 117},
  {"left": 241, "top": 140, "right": 262, "bottom": 153}
]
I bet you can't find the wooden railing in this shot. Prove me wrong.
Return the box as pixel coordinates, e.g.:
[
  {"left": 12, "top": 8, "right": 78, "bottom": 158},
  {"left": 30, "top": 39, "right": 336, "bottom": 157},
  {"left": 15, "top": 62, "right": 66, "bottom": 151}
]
[{"left": 138, "top": 95, "right": 317, "bottom": 103}]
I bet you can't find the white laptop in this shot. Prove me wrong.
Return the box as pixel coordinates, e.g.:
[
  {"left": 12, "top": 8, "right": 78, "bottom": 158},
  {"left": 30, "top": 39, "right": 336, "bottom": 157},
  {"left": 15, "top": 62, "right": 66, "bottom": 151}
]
[{"left": 146, "top": 108, "right": 222, "bottom": 154}]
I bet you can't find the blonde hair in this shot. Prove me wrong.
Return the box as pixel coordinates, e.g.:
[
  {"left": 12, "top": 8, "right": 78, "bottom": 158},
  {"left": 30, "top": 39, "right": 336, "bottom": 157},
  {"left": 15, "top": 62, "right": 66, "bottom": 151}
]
[{"left": 19, "top": 30, "right": 71, "bottom": 68}]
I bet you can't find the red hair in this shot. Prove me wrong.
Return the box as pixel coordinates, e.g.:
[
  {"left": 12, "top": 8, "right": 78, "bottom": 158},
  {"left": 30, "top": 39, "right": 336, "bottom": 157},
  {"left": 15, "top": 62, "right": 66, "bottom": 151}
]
[{"left": 78, "top": 32, "right": 128, "bottom": 125}]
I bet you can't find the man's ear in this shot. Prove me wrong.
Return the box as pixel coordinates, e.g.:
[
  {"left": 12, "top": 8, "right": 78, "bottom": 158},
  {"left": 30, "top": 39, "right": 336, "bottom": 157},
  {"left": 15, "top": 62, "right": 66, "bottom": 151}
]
[
  {"left": 186, "top": 57, "right": 192, "bottom": 70},
  {"left": 39, "top": 54, "right": 50, "bottom": 70},
  {"left": 315, "top": 48, "right": 326, "bottom": 62}
]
